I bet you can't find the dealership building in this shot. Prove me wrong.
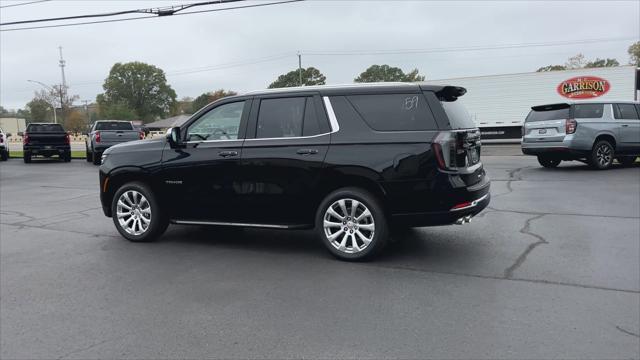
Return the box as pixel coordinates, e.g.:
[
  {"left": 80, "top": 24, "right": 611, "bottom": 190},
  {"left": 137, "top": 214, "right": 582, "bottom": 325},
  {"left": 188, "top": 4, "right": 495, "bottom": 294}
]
[{"left": 424, "top": 65, "right": 639, "bottom": 140}]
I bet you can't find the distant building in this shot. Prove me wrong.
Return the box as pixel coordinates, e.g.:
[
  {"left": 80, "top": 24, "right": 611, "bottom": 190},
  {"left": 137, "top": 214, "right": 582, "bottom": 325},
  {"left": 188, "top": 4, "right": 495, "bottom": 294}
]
[
  {"left": 424, "top": 65, "right": 639, "bottom": 140},
  {"left": 0, "top": 117, "right": 26, "bottom": 135}
]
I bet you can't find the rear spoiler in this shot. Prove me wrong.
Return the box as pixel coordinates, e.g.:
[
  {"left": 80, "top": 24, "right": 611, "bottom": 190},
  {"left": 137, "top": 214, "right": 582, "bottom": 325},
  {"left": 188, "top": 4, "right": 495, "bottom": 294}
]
[
  {"left": 435, "top": 86, "right": 467, "bottom": 102},
  {"left": 531, "top": 103, "right": 570, "bottom": 111}
]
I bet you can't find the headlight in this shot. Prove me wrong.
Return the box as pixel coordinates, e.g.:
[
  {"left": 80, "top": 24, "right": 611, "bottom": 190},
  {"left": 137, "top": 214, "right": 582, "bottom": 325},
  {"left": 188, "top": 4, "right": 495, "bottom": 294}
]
[{"left": 100, "top": 152, "right": 108, "bottom": 165}]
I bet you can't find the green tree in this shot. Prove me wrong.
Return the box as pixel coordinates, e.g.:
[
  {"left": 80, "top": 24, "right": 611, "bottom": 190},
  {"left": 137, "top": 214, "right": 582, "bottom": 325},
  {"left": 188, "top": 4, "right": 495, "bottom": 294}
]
[
  {"left": 97, "top": 62, "right": 177, "bottom": 122},
  {"left": 26, "top": 97, "right": 53, "bottom": 122},
  {"left": 191, "top": 89, "right": 238, "bottom": 112},
  {"left": 268, "top": 67, "right": 326, "bottom": 88},
  {"left": 585, "top": 58, "right": 620, "bottom": 68},
  {"left": 536, "top": 65, "right": 567, "bottom": 72},
  {"left": 628, "top": 41, "right": 640, "bottom": 66},
  {"left": 65, "top": 110, "right": 86, "bottom": 133},
  {"left": 96, "top": 94, "right": 137, "bottom": 120},
  {"left": 354, "top": 64, "right": 426, "bottom": 83}
]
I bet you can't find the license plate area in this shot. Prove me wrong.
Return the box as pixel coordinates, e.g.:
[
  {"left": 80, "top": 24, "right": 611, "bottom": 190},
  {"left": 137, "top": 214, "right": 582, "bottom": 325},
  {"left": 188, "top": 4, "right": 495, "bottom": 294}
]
[{"left": 538, "top": 129, "right": 547, "bottom": 134}]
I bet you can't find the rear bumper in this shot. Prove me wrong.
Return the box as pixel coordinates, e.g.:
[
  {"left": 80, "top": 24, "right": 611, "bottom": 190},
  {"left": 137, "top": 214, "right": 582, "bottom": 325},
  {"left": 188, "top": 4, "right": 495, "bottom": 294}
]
[
  {"left": 390, "top": 176, "right": 491, "bottom": 227},
  {"left": 521, "top": 142, "right": 588, "bottom": 158},
  {"left": 23, "top": 145, "right": 70, "bottom": 154}
]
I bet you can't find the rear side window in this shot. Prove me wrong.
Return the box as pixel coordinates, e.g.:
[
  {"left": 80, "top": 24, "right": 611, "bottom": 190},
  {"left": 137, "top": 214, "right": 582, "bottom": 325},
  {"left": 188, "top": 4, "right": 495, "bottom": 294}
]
[
  {"left": 27, "top": 124, "right": 64, "bottom": 132},
  {"left": 94, "top": 121, "right": 134, "bottom": 131},
  {"left": 613, "top": 104, "right": 640, "bottom": 120},
  {"left": 440, "top": 100, "right": 475, "bottom": 129},
  {"left": 573, "top": 104, "right": 604, "bottom": 118},
  {"left": 257, "top": 97, "right": 305, "bottom": 138},
  {"left": 347, "top": 94, "right": 437, "bottom": 131}
]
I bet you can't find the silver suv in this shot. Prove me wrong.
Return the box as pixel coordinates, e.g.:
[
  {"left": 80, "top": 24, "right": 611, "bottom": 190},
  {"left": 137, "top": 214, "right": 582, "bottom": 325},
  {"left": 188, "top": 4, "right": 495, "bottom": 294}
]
[{"left": 521, "top": 101, "right": 640, "bottom": 169}]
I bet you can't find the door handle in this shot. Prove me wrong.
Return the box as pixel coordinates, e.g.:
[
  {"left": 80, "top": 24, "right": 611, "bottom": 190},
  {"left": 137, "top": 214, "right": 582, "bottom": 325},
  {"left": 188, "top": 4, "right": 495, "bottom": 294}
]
[
  {"left": 621, "top": 124, "right": 629, "bottom": 127},
  {"left": 218, "top": 150, "right": 238, "bottom": 157},
  {"left": 296, "top": 148, "right": 319, "bottom": 155}
]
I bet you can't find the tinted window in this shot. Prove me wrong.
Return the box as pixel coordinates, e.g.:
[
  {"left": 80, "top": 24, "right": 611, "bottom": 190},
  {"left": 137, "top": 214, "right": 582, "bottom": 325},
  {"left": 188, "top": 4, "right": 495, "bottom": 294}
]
[
  {"left": 94, "top": 121, "right": 133, "bottom": 131},
  {"left": 27, "top": 124, "right": 64, "bottom": 132},
  {"left": 573, "top": 104, "right": 604, "bottom": 118},
  {"left": 615, "top": 104, "right": 639, "bottom": 120},
  {"left": 526, "top": 108, "right": 570, "bottom": 122},
  {"left": 347, "top": 94, "right": 437, "bottom": 131},
  {"left": 440, "top": 99, "right": 475, "bottom": 129},
  {"left": 187, "top": 101, "right": 245, "bottom": 141},
  {"left": 257, "top": 97, "right": 305, "bottom": 138},
  {"left": 302, "top": 98, "right": 321, "bottom": 136}
]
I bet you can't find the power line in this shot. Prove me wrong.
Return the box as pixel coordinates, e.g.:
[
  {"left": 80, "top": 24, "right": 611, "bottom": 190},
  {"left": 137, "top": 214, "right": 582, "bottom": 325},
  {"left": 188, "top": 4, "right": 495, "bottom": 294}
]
[
  {"left": 0, "top": 0, "right": 303, "bottom": 32},
  {"left": 303, "top": 37, "right": 638, "bottom": 56},
  {"left": 0, "top": 0, "right": 50, "bottom": 9},
  {"left": 0, "top": 0, "right": 245, "bottom": 26}
]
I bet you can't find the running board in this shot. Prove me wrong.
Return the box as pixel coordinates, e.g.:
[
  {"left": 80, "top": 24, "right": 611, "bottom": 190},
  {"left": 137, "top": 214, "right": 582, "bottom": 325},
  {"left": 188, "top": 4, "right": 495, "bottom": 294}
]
[{"left": 171, "top": 220, "right": 307, "bottom": 229}]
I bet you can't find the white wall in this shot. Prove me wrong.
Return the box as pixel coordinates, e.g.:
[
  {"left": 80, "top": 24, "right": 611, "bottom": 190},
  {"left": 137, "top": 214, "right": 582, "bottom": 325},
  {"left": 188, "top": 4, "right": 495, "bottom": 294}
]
[{"left": 424, "top": 66, "right": 637, "bottom": 128}]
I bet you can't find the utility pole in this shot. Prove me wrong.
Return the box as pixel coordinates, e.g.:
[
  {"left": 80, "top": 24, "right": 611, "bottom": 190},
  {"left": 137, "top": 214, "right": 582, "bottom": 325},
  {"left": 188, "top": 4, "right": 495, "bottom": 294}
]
[
  {"left": 297, "top": 51, "right": 302, "bottom": 87},
  {"left": 58, "top": 46, "right": 67, "bottom": 123}
]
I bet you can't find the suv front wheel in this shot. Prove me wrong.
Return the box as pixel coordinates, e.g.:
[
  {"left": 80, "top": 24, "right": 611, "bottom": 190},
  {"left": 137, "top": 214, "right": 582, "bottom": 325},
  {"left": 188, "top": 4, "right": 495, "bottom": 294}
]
[
  {"left": 316, "top": 188, "right": 388, "bottom": 261},
  {"left": 111, "top": 182, "right": 168, "bottom": 242}
]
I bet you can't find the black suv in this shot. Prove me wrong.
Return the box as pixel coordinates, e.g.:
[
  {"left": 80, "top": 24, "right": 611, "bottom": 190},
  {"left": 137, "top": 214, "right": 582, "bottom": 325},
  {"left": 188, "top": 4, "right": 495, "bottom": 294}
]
[{"left": 99, "top": 84, "right": 490, "bottom": 260}]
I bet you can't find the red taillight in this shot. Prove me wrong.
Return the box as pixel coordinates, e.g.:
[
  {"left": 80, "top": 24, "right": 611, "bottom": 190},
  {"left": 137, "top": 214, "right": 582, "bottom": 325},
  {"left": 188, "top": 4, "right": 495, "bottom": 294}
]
[
  {"left": 95, "top": 131, "right": 101, "bottom": 143},
  {"left": 23, "top": 133, "right": 29, "bottom": 145},
  {"left": 139, "top": 131, "right": 144, "bottom": 140},
  {"left": 64, "top": 133, "right": 70, "bottom": 145},
  {"left": 565, "top": 119, "right": 577, "bottom": 134},
  {"left": 451, "top": 201, "right": 472, "bottom": 210}
]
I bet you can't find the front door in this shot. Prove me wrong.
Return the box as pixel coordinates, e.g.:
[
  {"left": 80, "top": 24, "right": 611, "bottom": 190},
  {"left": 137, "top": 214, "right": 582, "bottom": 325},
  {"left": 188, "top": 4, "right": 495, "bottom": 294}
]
[
  {"left": 161, "top": 99, "right": 251, "bottom": 221},
  {"left": 238, "top": 94, "right": 331, "bottom": 226}
]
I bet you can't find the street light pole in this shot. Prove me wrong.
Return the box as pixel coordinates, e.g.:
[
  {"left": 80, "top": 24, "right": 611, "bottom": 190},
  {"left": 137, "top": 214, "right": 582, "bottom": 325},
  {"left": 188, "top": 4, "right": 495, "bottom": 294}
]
[{"left": 27, "top": 79, "right": 59, "bottom": 124}]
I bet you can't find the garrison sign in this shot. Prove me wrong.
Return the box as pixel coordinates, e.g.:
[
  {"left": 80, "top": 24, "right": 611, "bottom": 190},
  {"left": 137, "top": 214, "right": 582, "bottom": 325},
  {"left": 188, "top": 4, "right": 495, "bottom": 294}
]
[{"left": 557, "top": 76, "right": 611, "bottom": 99}]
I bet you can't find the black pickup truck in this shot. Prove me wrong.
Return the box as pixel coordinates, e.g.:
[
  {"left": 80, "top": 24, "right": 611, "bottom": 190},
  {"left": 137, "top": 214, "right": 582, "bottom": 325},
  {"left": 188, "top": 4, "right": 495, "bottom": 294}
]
[{"left": 20, "top": 123, "right": 71, "bottom": 163}]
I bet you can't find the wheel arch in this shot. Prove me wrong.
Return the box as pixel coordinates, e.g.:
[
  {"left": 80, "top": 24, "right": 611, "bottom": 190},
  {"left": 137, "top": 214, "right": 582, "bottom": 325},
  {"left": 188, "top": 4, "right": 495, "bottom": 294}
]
[
  {"left": 315, "top": 170, "right": 389, "bottom": 216},
  {"left": 103, "top": 167, "right": 157, "bottom": 217},
  {"left": 593, "top": 133, "right": 617, "bottom": 149}
]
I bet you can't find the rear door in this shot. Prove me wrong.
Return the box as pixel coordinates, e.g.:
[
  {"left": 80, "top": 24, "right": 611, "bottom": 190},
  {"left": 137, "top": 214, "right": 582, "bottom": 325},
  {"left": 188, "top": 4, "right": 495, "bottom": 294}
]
[
  {"left": 613, "top": 103, "right": 640, "bottom": 151},
  {"left": 523, "top": 104, "right": 570, "bottom": 142},
  {"left": 238, "top": 94, "right": 330, "bottom": 226}
]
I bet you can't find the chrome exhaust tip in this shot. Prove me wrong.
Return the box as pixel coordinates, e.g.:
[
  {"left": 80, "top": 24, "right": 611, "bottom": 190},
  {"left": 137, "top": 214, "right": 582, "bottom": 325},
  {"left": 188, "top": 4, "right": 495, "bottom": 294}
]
[{"left": 455, "top": 215, "right": 473, "bottom": 225}]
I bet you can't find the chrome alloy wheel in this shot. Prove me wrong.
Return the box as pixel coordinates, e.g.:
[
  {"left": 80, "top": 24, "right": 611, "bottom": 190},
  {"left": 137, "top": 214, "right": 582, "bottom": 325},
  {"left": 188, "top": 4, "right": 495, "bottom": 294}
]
[
  {"left": 116, "top": 190, "right": 151, "bottom": 236},
  {"left": 596, "top": 143, "right": 613, "bottom": 167},
  {"left": 323, "top": 198, "right": 375, "bottom": 254}
]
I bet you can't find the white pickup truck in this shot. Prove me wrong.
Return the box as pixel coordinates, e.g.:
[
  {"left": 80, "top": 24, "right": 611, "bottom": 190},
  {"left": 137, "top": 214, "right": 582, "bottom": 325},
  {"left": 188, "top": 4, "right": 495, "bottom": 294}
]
[{"left": 85, "top": 121, "right": 142, "bottom": 165}]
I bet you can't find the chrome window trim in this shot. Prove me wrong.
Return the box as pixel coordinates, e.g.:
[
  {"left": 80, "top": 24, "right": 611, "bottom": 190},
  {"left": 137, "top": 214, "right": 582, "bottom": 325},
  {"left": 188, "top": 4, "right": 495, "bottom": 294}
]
[
  {"left": 184, "top": 138, "right": 242, "bottom": 145},
  {"left": 323, "top": 96, "right": 340, "bottom": 133}
]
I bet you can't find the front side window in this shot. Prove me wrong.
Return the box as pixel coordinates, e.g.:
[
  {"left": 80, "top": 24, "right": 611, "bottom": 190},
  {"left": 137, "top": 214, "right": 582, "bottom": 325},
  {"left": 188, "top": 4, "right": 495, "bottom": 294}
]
[
  {"left": 573, "top": 104, "right": 604, "bottom": 119},
  {"left": 187, "top": 101, "right": 245, "bottom": 141},
  {"left": 256, "top": 97, "right": 306, "bottom": 138}
]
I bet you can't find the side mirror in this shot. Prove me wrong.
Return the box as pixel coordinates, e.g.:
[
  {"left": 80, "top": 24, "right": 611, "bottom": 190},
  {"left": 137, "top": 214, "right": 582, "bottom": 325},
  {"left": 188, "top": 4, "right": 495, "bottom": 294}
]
[
  {"left": 166, "top": 127, "right": 183, "bottom": 148},
  {"left": 17, "top": 132, "right": 23, "bottom": 137}
]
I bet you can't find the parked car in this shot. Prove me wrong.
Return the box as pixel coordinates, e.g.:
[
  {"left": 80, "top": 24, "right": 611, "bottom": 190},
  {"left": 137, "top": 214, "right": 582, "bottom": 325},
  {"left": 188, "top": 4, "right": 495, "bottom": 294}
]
[
  {"left": 98, "top": 84, "right": 490, "bottom": 260},
  {"left": 521, "top": 101, "right": 640, "bottom": 169},
  {"left": 20, "top": 123, "right": 71, "bottom": 163},
  {"left": 85, "top": 120, "right": 143, "bottom": 165},
  {"left": 0, "top": 127, "right": 8, "bottom": 161}
]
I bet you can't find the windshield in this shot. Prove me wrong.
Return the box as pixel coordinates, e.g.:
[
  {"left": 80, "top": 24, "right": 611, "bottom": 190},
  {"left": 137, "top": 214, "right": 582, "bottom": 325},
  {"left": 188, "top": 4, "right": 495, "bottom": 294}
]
[
  {"left": 440, "top": 99, "right": 476, "bottom": 129},
  {"left": 95, "top": 121, "right": 134, "bottom": 131},
  {"left": 27, "top": 124, "right": 64, "bottom": 132}
]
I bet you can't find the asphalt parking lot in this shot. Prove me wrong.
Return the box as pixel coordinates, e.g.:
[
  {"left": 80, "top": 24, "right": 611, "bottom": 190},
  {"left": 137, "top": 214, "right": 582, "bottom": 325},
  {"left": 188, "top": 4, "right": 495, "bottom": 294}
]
[{"left": 1, "top": 151, "right": 639, "bottom": 359}]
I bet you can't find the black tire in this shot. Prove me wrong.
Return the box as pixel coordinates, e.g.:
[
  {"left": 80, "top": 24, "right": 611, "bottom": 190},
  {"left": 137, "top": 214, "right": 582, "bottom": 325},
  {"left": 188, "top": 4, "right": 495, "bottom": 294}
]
[
  {"left": 315, "top": 187, "right": 389, "bottom": 261},
  {"left": 86, "top": 147, "right": 92, "bottom": 162},
  {"left": 92, "top": 151, "right": 101, "bottom": 165},
  {"left": 537, "top": 155, "right": 561, "bottom": 168},
  {"left": 63, "top": 151, "right": 71, "bottom": 162},
  {"left": 23, "top": 151, "right": 31, "bottom": 163},
  {"left": 617, "top": 156, "right": 637, "bottom": 167},
  {"left": 111, "top": 182, "right": 168, "bottom": 242},
  {"left": 590, "top": 140, "right": 614, "bottom": 170},
  {"left": 0, "top": 150, "right": 7, "bottom": 161}
]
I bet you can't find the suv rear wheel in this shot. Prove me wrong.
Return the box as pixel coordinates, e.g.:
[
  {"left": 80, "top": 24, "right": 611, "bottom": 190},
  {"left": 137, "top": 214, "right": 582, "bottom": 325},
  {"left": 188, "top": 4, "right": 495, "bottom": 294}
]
[
  {"left": 537, "top": 156, "right": 561, "bottom": 168},
  {"left": 590, "top": 140, "right": 614, "bottom": 170},
  {"left": 316, "top": 188, "right": 388, "bottom": 261},
  {"left": 111, "top": 182, "right": 168, "bottom": 242}
]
